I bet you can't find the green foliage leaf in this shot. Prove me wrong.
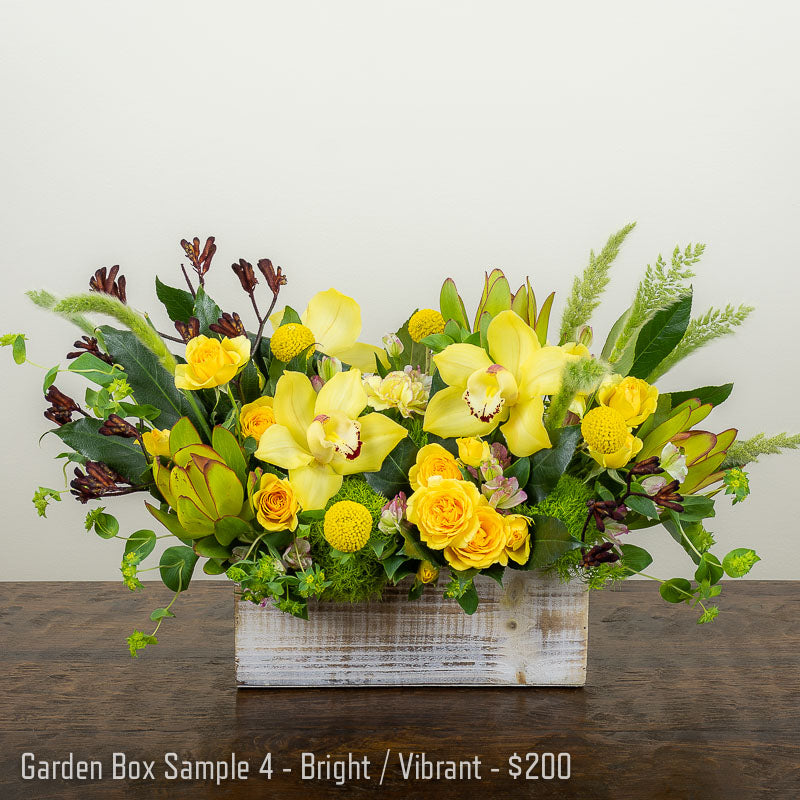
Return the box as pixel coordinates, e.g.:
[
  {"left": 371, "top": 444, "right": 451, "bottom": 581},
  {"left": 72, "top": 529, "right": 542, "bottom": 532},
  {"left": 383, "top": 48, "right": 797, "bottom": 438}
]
[
  {"left": 203, "top": 559, "right": 228, "bottom": 575},
  {"left": 124, "top": 529, "right": 157, "bottom": 560},
  {"left": 364, "top": 437, "right": 418, "bottom": 497},
  {"left": 695, "top": 553, "right": 724, "bottom": 585},
  {"left": 383, "top": 554, "right": 412, "bottom": 582},
  {"left": 168, "top": 417, "right": 203, "bottom": 455},
  {"left": 456, "top": 582, "right": 480, "bottom": 614},
  {"left": 628, "top": 293, "right": 692, "bottom": 379},
  {"left": 528, "top": 514, "right": 580, "bottom": 569},
  {"left": 238, "top": 360, "right": 262, "bottom": 404},
  {"left": 601, "top": 306, "right": 632, "bottom": 362},
  {"left": 440, "top": 278, "right": 470, "bottom": 330},
  {"left": 67, "top": 352, "right": 120, "bottom": 386},
  {"left": 625, "top": 494, "right": 660, "bottom": 520},
  {"left": 192, "top": 287, "right": 222, "bottom": 335},
  {"left": 117, "top": 401, "right": 162, "bottom": 421},
  {"left": 194, "top": 535, "right": 233, "bottom": 559},
  {"left": 212, "top": 425, "right": 248, "bottom": 484},
  {"left": 155, "top": 277, "right": 195, "bottom": 323},
  {"left": 159, "top": 545, "right": 198, "bottom": 592},
  {"left": 668, "top": 383, "right": 733, "bottom": 410},
  {"left": 659, "top": 577, "right": 693, "bottom": 604},
  {"left": 150, "top": 607, "right": 176, "bottom": 621},
  {"left": 279, "top": 306, "right": 303, "bottom": 326},
  {"left": 52, "top": 417, "right": 147, "bottom": 481},
  {"left": 619, "top": 543, "right": 653, "bottom": 574},
  {"left": 504, "top": 456, "right": 530, "bottom": 489},
  {"left": 678, "top": 495, "right": 716, "bottom": 522},
  {"left": 722, "top": 548, "right": 761, "bottom": 578},
  {"left": 482, "top": 562, "right": 505, "bottom": 586},
  {"left": 93, "top": 512, "right": 119, "bottom": 539},
  {"left": 12, "top": 335, "right": 26, "bottom": 364},
  {"left": 101, "top": 327, "right": 205, "bottom": 429},
  {"left": 42, "top": 365, "right": 59, "bottom": 393},
  {"left": 214, "top": 516, "right": 251, "bottom": 547},
  {"left": 525, "top": 426, "right": 581, "bottom": 503},
  {"left": 419, "top": 333, "right": 454, "bottom": 352}
]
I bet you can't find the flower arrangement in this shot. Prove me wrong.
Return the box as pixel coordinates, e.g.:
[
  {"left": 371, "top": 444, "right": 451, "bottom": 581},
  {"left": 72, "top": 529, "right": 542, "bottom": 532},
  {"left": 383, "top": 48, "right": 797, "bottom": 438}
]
[{"left": 7, "top": 225, "right": 799, "bottom": 658}]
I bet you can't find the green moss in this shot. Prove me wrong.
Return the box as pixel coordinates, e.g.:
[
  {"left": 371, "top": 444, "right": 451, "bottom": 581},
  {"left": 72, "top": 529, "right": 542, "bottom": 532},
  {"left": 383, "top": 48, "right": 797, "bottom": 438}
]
[
  {"left": 519, "top": 474, "right": 593, "bottom": 540},
  {"left": 309, "top": 477, "right": 390, "bottom": 602}
]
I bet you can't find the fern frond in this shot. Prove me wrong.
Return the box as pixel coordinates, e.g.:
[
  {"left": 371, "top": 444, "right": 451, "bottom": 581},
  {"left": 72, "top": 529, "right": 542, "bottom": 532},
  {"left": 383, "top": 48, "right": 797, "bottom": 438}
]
[
  {"left": 722, "top": 432, "right": 800, "bottom": 468},
  {"left": 609, "top": 243, "right": 705, "bottom": 362},
  {"left": 558, "top": 222, "right": 636, "bottom": 344},
  {"left": 647, "top": 303, "right": 754, "bottom": 381}
]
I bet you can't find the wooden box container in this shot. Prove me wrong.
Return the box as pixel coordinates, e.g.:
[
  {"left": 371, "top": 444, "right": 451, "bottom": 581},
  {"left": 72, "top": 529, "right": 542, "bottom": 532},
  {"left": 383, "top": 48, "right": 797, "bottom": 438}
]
[{"left": 234, "top": 570, "right": 588, "bottom": 687}]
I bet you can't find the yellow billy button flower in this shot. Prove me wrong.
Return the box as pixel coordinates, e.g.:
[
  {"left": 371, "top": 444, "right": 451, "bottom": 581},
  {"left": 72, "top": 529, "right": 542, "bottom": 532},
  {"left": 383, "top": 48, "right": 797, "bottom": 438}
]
[
  {"left": 239, "top": 396, "right": 276, "bottom": 440},
  {"left": 444, "top": 504, "right": 509, "bottom": 571},
  {"left": 423, "top": 310, "right": 567, "bottom": 457},
  {"left": 270, "top": 288, "right": 387, "bottom": 372},
  {"left": 504, "top": 514, "right": 531, "bottom": 565},
  {"left": 251, "top": 473, "right": 300, "bottom": 532},
  {"left": 597, "top": 375, "right": 659, "bottom": 427},
  {"left": 408, "top": 308, "right": 446, "bottom": 343},
  {"left": 254, "top": 369, "right": 407, "bottom": 510},
  {"left": 141, "top": 428, "right": 170, "bottom": 458},
  {"left": 581, "top": 406, "right": 643, "bottom": 470},
  {"left": 408, "top": 443, "right": 462, "bottom": 491},
  {"left": 323, "top": 500, "right": 373, "bottom": 552},
  {"left": 174, "top": 335, "right": 251, "bottom": 391},
  {"left": 270, "top": 323, "right": 316, "bottom": 363},
  {"left": 406, "top": 476, "right": 485, "bottom": 550},
  {"left": 456, "top": 436, "right": 491, "bottom": 468}
]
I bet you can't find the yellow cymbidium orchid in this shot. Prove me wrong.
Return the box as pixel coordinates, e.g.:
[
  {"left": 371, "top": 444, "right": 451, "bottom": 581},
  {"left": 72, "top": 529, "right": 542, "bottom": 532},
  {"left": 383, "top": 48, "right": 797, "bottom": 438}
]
[
  {"left": 254, "top": 369, "right": 407, "bottom": 509},
  {"left": 423, "top": 310, "right": 567, "bottom": 457},
  {"left": 271, "top": 288, "right": 387, "bottom": 372}
]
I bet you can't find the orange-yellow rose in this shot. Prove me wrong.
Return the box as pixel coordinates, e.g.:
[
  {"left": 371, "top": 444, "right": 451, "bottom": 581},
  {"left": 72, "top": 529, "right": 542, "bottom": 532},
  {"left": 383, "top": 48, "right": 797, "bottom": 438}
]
[
  {"left": 504, "top": 514, "right": 531, "bottom": 565},
  {"left": 239, "top": 396, "right": 276, "bottom": 440},
  {"left": 444, "top": 504, "right": 509, "bottom": 571},
  {"left": 174, "top": 335, "right": 251, "bottom": 391},
  {"left": 455, "top": 437, "right": 491, "bottom": 468},
  {"left": 406, "top": 476, "right": 484, "bottom": 550},
  {"left": 597, "top": 375, "right": 658, "bottom": 427},
  {"left": 251, "top": 473, "right": 300, "bottom": 531},
  {"left": 408, "top": 443, "right": 462, "bottom": 491},
  {"left": 141, "top": 428, "right": 171, "bottom": 458}
]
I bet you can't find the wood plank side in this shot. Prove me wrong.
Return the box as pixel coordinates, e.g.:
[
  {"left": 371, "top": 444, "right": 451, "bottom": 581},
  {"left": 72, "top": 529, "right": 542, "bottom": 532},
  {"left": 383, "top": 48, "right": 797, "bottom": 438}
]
[{"left": 235, "top": 570, "right": 588, "bottom": 687}]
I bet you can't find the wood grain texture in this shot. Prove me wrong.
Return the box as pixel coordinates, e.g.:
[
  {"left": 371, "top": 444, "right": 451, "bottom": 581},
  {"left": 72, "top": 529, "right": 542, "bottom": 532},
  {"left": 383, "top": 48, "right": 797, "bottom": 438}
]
[
  {"left": 0, "top": 581, "right": 798, "bottom": 800},
  {"left": 236, "top": 570, "right": 588, "bottom": 687}
]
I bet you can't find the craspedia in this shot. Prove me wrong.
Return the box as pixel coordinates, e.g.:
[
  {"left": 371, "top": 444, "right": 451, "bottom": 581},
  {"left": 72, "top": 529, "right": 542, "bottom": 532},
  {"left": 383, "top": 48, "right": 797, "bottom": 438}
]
[
  {"left": 581, "top": 406, "right": 628, "bottom": 454},
  {"left": 323, "top": 500, "right": 373, "bottom": 553},
  {"left": 270, "top": 323, "right": 316, "bottom": 362},
  {"left": 408, "top": 309, "right": 446, "bottom": 343}
]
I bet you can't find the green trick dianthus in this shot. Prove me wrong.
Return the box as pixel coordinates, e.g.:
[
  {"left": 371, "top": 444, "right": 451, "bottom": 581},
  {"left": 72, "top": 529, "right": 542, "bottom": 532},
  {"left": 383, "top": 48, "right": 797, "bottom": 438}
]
[{"left": 519, "top": 474, "right": 593, "bottom": 540}]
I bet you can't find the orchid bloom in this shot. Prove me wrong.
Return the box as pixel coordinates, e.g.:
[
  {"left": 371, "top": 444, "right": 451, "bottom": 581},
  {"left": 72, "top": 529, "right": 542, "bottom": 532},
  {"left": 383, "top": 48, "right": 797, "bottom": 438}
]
[
  {"left": 271, "top": 288, "right": 387, "bottom": 372},
  {"left": 254, "top": 369, "right": 407, "bottom": 509},
  {"left": 423, "top": 310, "right": 567, "bottom": 457}
]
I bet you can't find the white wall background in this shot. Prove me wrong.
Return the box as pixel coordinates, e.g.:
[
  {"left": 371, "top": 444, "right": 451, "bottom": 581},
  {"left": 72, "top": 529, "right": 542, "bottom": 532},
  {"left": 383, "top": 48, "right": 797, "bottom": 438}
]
[{"left": 1, "top": 1, "right": 797, "bottom": 582}]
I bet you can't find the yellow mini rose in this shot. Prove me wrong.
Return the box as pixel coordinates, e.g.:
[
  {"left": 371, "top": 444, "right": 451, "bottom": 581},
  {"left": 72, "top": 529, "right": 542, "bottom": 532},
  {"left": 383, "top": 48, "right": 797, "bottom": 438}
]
[
  {"left": 141, "top": 428, "right": 170, "bottom": 458},
  {"left": 588, "top": 431, "right": 644, "bottom": 470},
  {"left": 408, "top": 443, "right": 462, "bottom": 491},
  {"left": 455, "top": 437, "right": 491, "bottom": 468},
  {"left": 504, "top": 514, "right": 531, "bottom": 565},
  {"left": 444, "top": 504, "right": 509, "bottom": 571},
  {"left": 239, "top": 396, "right": 276, "bottom": 440},
  {"left": 174, "top": 335, "right": 251, "bottom": 391},
  {"left": 251, "top": 473, "right": 300, "bottom": 532},
  {"left": 598, "top": 375, "right": 658, "bottom": 427},
  {"left": 416, "top": 561, "right": 440, "bottom": 584},
  {"left": 406, "top": 476, "right": 484, "bottom": 550}
]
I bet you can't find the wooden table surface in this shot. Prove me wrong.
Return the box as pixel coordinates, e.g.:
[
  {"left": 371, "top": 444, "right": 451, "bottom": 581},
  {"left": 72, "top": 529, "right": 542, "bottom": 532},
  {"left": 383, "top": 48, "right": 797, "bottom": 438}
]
[{"left": 0, "top": 581, "right": 797, "bottom": 799}]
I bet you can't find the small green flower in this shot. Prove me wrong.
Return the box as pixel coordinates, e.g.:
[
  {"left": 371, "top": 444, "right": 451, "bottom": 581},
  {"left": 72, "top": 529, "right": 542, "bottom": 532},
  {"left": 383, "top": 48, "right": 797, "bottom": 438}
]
[
  {"left": 32, "top": 487, "right": 61, "bottom": 518},
  {"left": 107, "top": 377, "right": 133, "bottom": 401},
  {"left": 120, "top": 559, "right": 143, "bottom": 591},
  {"left": 126, "top": 630, "right": 158, "bottom": 658},
  {"left": 226, "top": 566, "right": 247, "bottom": 583},
  {"left": 697, "top": 605, "right": 720, "bottom": 624},
  {"left": 723, "top": 468, "right": 750, "bottom": 505},
  {"left": 84, "top": 507, "right": 107, "bottom": 531}
]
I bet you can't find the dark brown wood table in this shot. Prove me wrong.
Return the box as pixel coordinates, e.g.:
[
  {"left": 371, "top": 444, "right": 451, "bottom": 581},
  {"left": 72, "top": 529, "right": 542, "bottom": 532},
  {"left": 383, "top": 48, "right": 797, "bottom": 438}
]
[{"left": 1, "top": 581, "right": 797, "bottom": 799}]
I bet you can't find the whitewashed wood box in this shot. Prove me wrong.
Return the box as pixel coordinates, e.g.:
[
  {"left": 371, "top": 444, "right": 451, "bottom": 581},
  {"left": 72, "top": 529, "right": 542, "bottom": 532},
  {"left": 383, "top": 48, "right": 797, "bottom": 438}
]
[{"left": 235, "top": 570, "right": 589, "bottom": 687}]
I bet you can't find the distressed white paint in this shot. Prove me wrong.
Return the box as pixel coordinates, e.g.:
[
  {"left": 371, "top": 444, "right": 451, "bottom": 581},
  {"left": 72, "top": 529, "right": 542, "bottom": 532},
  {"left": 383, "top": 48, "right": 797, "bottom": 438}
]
[{"left": 235, "top": 571, "right": 589, "bottom": 687}]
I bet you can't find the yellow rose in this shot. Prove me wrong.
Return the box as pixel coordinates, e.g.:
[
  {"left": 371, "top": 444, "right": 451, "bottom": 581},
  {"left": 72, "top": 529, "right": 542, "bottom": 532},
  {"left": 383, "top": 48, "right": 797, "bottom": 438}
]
[
  {"left": 416, "top": 561, "right": 440, "bottom": 584},
  {"left": 174, "top": 335, "right": 251, "bottom": 391},
  {"left": 444, "top": 504, "right": 509, "bottom": 571},
  {"left": 408, "top": 443, "right": 462, "bottom": 491},
  {"left": 588, "top": 431, "right": 644, "bottom": 470},
  {"left": 406, "top": 476, "right": 484, "bottom": 550},
  {"left": 455, "top": 437, "right": 491, "bottom": 468},
  {"left": 141, "top": 428, "right": 170, "bottom": 458},
  {"left": 239, "top": 396, "right": 276, "bottom": 440},
  {"left": 597, "top": 375, "right": 658, "bottom": 427},
  {"left": 504, "top": 514, "right": 531, "bottom": 565},
  {"left": 251, "top": 473, "right": 300, "bottom": 532}
]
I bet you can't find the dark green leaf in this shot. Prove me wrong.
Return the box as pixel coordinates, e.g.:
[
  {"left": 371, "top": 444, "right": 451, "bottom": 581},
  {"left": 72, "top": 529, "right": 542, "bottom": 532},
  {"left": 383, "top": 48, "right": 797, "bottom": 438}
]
[
  {"left": 93, "top": 513, "right": 119, "bottom": 539},
  {"left": 159, "top": 545, "right": 198, "bottom": 593},
  {"left": 667, "top": 383, "right": 734, "bottom": 410},
  {"left": 695, "top": 553, "right": 724, "bottom": 585},
  {"left": 364, "top": 436, "right": 417, "bottom": 497},
  {"left": 238, "top": 360, "right": 262, "bottom": 404},
  {"left": 504, "top": 456, "right": 530, "bottom": 489},
  {"left": 215, "top": 516, "right": 252, "bottom": 547},
  {"left": 482, "top": 562, "right": 505, "bottom": 586},
  {"left": 67, "top": 352, "right": 121, "bottom": 386},
  {"left": 155, "top": 277, "right": 195, "bottom": 323},
  {"left": 628, "top": 293, "right": 693, "bottom": 380},
  {"left": 192, "top": 287, "right": 222, "bottom": 335},
  {"left": 679, "top": 495, "right": 716, "bottom": 522},
  {"left": 203, "top": 559, "right": 228, "bottom": 575},
  {"left": 383, "top": 554, "right": 411, "bottom": 582},
  {"left": 52, "top": 417, "right": 147, "bottom": 482},
  {"left": 659, "top": 577, "right": 693, "bottom": 604},
  {"left": 626, "top": 494, "right": 660, "bottom": 520},
  {"left": 43, "top": 365, "right": 59, "bottom": 393},
  {"left": 117, "top": 402, "right": 162, "bottom": 421},
  {"left": 525, "top": 426, "right": 581, "bottom": 503},
  {"left": 528, "top": 514, "right": 580, "bottom": 569},
  {"left": 456, "top": 582, "right": 479, "bottom": 614},
  {"left": 100, "top": 327, "right": 205, "bottom": 429},
  {"left": 124, "top": 529, "right": 157, "bottom": 560},
  {"left": 620, "top": 543, "right": 653, "bottom": 574},
  {"left": 278, "top": 306, "right": 302, "bottom": 326}
]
